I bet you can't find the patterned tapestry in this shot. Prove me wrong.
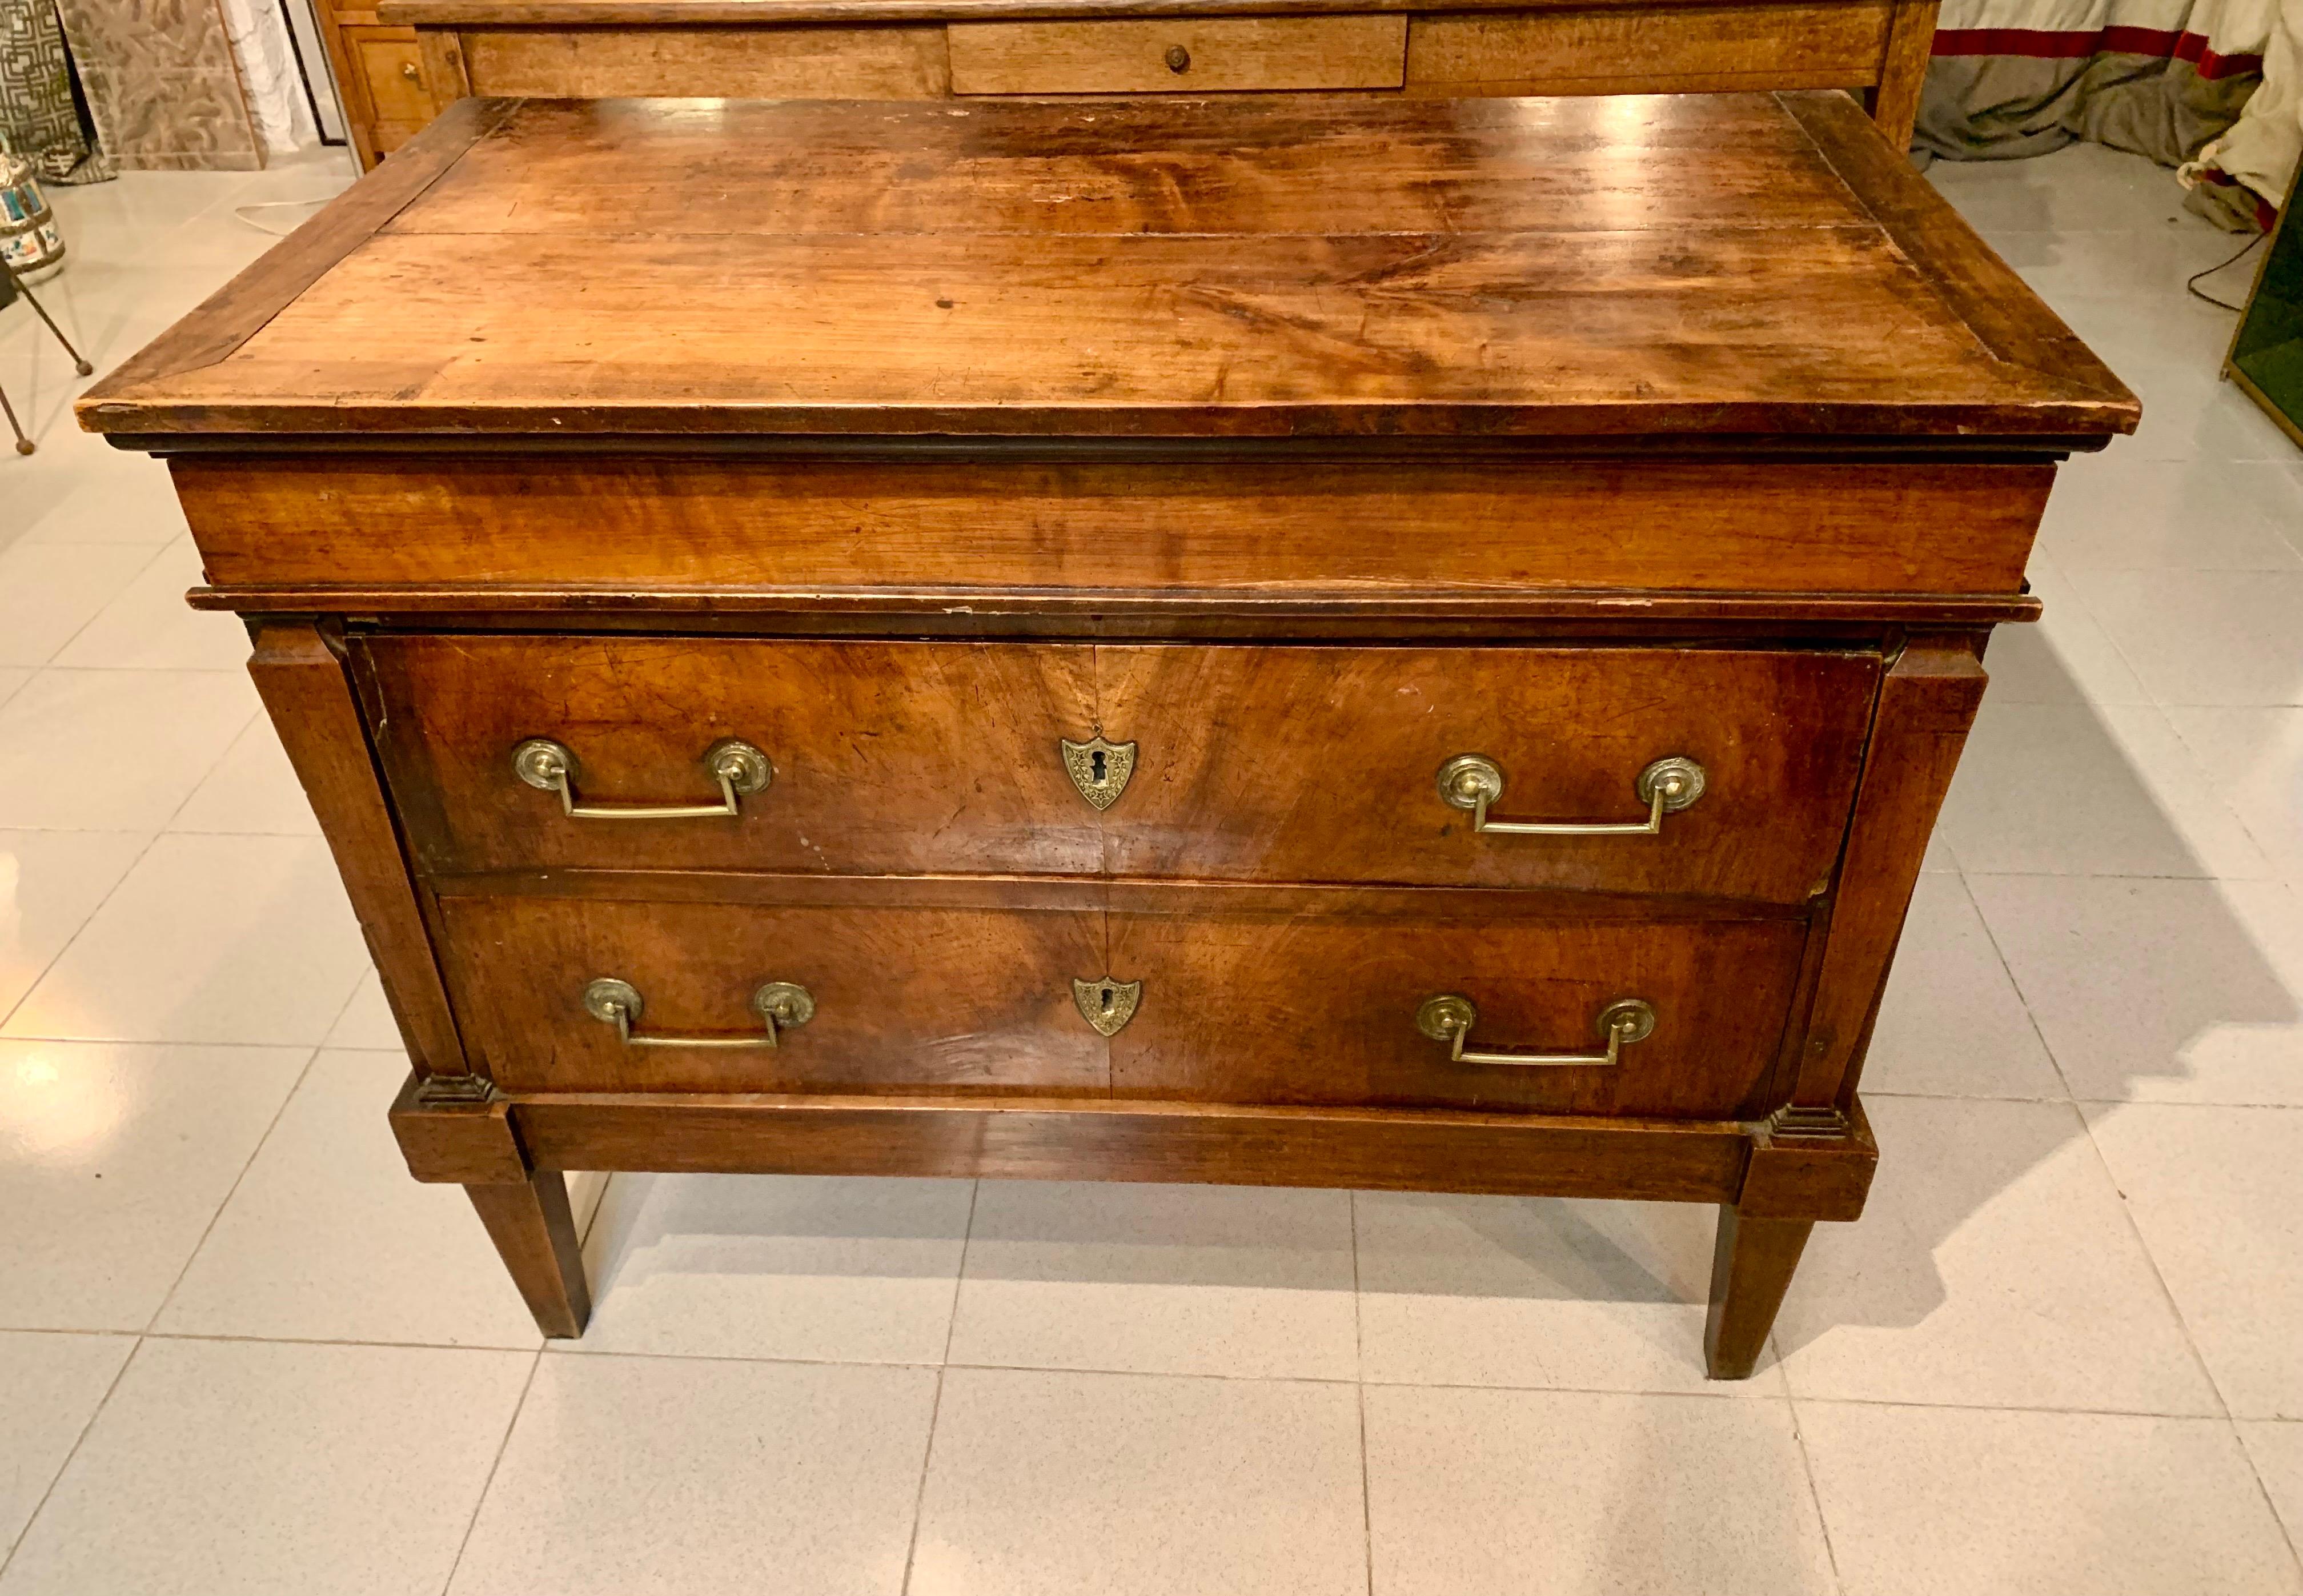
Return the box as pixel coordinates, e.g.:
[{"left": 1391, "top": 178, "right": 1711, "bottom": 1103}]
[{"left": 0, "top": 0, "right": 110, "bottom": 183}]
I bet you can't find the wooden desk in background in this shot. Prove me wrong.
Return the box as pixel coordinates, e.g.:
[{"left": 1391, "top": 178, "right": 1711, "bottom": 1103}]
[{"left": 311, "top": 0, "right": 1941, "bottom": 169}]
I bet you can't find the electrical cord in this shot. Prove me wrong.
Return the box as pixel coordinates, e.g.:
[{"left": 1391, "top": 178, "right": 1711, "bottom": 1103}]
[{"left": 2186, "top": 229, "right": 2270, "bottom": 311}]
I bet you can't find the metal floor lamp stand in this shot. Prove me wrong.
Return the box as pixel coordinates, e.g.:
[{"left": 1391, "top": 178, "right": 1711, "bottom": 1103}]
[{"left": 1, "top": 259, "right": 95, "bottom": 455}]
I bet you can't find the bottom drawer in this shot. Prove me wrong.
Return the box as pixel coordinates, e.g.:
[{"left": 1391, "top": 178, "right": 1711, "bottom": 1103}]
[
  {"left": 1109, "top": 895, "right": 1806, "bottom": 1118},
  {"left": 438, "top": 893, "right": 1108, "bottom": 1095},
  {"left": 437, "top": 889, "right": 1807, "bottom": 1115}
]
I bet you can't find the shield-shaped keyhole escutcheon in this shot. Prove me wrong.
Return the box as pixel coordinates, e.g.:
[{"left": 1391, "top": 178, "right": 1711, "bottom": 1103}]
[
  {"left": 1072, "top": 976, "right": 1142, "bottom": 1037},
  {"left": 1060, "top": 735, "right": 1136, "bottom": 811}
]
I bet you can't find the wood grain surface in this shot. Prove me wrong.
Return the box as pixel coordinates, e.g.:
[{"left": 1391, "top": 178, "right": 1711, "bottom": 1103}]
[
  {"left": 1096, "top": 644, "right": 1879, "bottom": 901},
  {"left": 1405, "top": 1, "right": 1885, "bottom": 94},
  {"left": 949, "top": 14, "right": 1405, "bottom": 91},
  {"left": 79, "top": 94, "right": 2136, "bottom": 442},
  {"left": 361, "top": 635, "right": 1878, "bottom": 899},
  {"left": 463, "top": 23, "right": 952, "bottom": 95},
  {"left": 1108, "top": 896, "right": 1808, "bottom": 1115},
  {"left": 359, "top": 634, "right": 1102, "bottom": 877},
  {"left": 379, "top": 0, "right": 1900, "bottom": 18},
  {"left": 437, "top": 892, "right": 1111, "bottom": 1092},
  {"left": 172, "top": 455, "right": 2058, "bottom": 597},
  {"left": 506, "top": 1087, "right": 1759, "bottom": 1201}
]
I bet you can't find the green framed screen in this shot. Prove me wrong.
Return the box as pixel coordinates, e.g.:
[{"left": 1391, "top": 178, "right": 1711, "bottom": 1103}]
[{"left": 2229, "top": 169, "right": 2303, "bottom": 448}]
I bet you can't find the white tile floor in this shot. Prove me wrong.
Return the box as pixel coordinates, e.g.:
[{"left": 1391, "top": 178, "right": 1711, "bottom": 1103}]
[{"left": 0, "top": 134, "right": 2300, "bottom": 1596}]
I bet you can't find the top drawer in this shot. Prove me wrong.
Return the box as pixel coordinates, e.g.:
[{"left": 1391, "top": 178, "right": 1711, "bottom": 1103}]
[
  {"left": 948, "top": 15, "right": 1408, "bottom": 94},
  {"left": 359, "top": 636, "right": 1877, "bottom": 903}
]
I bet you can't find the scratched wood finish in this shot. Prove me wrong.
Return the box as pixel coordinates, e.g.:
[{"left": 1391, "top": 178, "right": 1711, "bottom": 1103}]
[
  {"left": 78, "top": 96, "right": 2136, "bottom": 442},
  {"left": 1108, "top": 897, "right": 1809, "bottom": 1115},
  {"left": 1098, "top": 644, "right": 1879, "bottom": 903},
  {"left": 949, "top": 14, "right": 1405, "bottom": 91},
  {"left": 85, "top": 92, "right": 2131, "bottom": 1362},
  {"left": 1405, "top": 2, "right": 1887, "bottom": 95},
  {"left": 172, "top": 456, "right": 2058, "bottom": 599},
  {"left": 359, "top": 634, "right": 1101, "bottom": 877},
  {"left": 363, "top": 635, "right": 1876, "bottom": 899},
  {"left": 436, "top": 893, "right": 1110, "bottom": 1093},
  {"left": 1790, "top": 637, "right": 1989, "bottom": 1109},
  {"left": 462, "top": 23, "right": 953, "bottom": 96},
  {"left": 378, "top": 0, "right": 1944, "bottom": 151},
  {"left": 247, "top": 622, "right": 470, "bottom": 1075},
  {"left": 383, "top": 0, "right": 1908, "bottom": 19},
  {"left": 379, "top": 95, "right": 1855, "bottom": 236},
  {"left": 503, "top": 1086, "right": 1756, "bottom": 1198}
]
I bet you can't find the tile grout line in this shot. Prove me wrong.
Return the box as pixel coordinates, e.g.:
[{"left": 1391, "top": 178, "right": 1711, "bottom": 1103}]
[
  {"left": 1349, "top": 1190, "right": 1375, "bottom": 1596},
  {"left": 2161, "top": 708, "right": 2300, "bottom": 875},
  {"left": 436, "top": 1346, "right": 546, "bottom": 1596},
  {"left": 1953, "top": 868, "right": 2084, "bottom": 1106},
  {"left": 31, "top": 535, "right": 183, "bottom": 670},
  {"left": 130, "top": 956, "right": 362, "bottom": 1336},
  {"left": 1782, "top": 1392, "right": 1848, "bottom": 1596},
  {"left": 2236, "top": 1424, "right": 2303, "bottom": 1585},
  {"left": 0, "top": 1334, "right": 145, "bottom": 1581},
  {"left": 2065, "top": 1100, "right": 2303, "bottom": 1575},
  {"left": 2069, "top": 1101, "right": 2235, "bottom": 1418},
  {"left": 0, "top": 676, "right": 265, "bottom": 1037},
  {"left": 898, "top": 1178, "right": 979, "bottom": 1596},
  {"left": 139, "top": 1044, "right": 326, "bottom": 1336}
]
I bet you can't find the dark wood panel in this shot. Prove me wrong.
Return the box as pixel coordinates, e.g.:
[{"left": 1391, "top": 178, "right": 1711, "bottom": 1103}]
[
  {"left": 508, "top": 1088, "right": 1758, "bottom": 1202},
  {"left": 435, "top": 893, "right": 1112, "bottom": 1094},
  {"left": 359, "top": 634, "right": 1102, "bottom": 877},
  {"left": 173, "top": 456, "right": 2057, "bottom": 597},
  {"left": 1109, "top": 897, "right": 1808, "bottom": 1115},
  {"left": 1097, "top": 643, "right": 1879, "bottom": 901}
]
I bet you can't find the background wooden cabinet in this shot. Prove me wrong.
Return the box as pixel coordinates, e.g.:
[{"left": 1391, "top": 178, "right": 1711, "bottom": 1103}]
[{"left": 335, "top": 0, "right": 1942, "bottom": 170}]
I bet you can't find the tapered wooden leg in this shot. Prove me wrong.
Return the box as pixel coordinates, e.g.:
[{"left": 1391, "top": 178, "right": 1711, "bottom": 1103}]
[
  {"left": 1704, "top": 1205, "right": 1814, "bottom": 1380},
  {"left": 466, "top": 1171, "right": 592, "bottom": 1338}
]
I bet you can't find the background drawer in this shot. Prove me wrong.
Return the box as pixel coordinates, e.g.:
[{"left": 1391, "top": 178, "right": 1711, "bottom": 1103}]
[
  {"left": 353, "top": 34, "right": 433, "bottom": 125},
  {"left": 1101, "top": 645, "right": 1879, "bottom": 904},
  {"left": 1108, "top": 888, "right": 1806, "bottom": 1118},
  {"left": 948, "top": 15, "right": 1406, "bottom": 93},
  {"left": 438, "top": 892, "right": 1109, "bottom": 1094},
  {"left": 363, "top": 636, "right": 1102, "bottom": 879}
]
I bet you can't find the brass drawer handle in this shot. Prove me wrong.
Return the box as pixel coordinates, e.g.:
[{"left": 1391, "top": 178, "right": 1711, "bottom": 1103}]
[
  {"left": 1437, "top": 753, "right": 1704, "bottom": 837},
  {"left": 1165, "top": 43, "right": 1191, "bottom": 72},
  {"left": 1415, "top": 993, "right": 1655, "bottom": 1068},
  {"left": 583, "top": 977, "right": 815, "bottom": 1048},
  {"left": 513, "top": 737, "right": 771, "bottom": 820},
  {"left": 399, "top": 61, "right": 421, "bottom": 81}
]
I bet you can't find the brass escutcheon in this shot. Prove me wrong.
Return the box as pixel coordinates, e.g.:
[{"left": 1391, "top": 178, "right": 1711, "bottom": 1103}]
[
  {"left": 1060, "top": 734, "right": 1136, "bottom": 811},
  {"left": 1072, "top": 976, "right": 1142, "bottom": 1036}
]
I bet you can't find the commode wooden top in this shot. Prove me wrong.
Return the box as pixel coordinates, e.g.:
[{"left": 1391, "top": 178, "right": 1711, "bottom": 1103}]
[{"left": 79, "top": 90, "right": 2135, "bottom": 445}]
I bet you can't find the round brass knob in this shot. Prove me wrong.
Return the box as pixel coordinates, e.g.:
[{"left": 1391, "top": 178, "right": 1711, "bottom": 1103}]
[
  {"left": 400, "top": 61, "right": 421, "bottom": 81},
  {"left": 1165, "top": 44, "right": 1191, "bottom": 73}
]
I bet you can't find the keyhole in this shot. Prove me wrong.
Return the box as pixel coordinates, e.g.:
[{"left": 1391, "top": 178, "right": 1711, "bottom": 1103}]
[
  {"left": 1098, "top": 983, "right": 1116, "bottom": 1013},
  {"left": 1090, "top": 749, "right": 1108, "bottom": 783}
]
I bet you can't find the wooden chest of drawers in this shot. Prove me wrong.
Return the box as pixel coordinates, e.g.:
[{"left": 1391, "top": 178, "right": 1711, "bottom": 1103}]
[{"left": 78, "top": 91, "right": 2135, "bottom": 1376}]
